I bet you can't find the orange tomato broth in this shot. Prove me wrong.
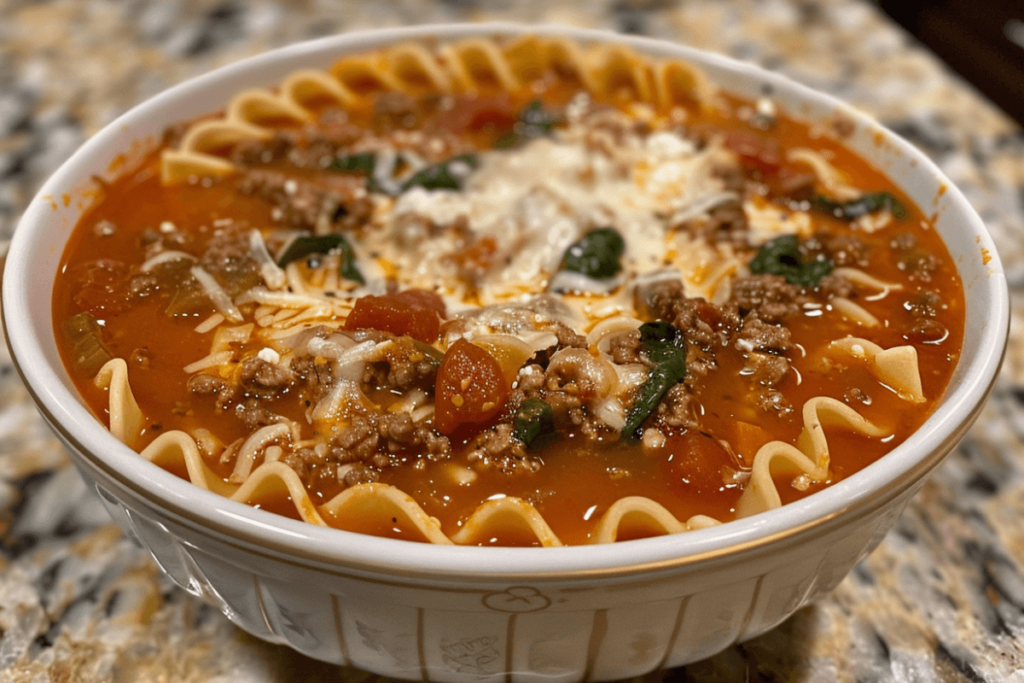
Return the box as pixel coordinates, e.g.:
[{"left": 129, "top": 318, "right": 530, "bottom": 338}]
[{"left": 53, "top": 67, "right": 964, "bottom": 546}]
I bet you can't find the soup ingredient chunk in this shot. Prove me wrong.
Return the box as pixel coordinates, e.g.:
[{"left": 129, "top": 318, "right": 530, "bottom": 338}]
[{"left": 435, "top": 339, "right": 509, "bottom": 435}]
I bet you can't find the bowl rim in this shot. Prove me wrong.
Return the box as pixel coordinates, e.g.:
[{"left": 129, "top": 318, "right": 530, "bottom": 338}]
[{"left": 2, "top": 22, "right": 1009, "bottom": 581}]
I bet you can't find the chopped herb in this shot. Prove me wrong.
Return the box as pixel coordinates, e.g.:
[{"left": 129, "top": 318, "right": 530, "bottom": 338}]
[
  {"left": 334, "top": 152, "right": 480, "bottom": 194},
  {"left": 332, "top": 153, "right": 386, "bottom": 193},
  {"left": 813, "top": 191, "right": 906, "bottom": 221},
  {"left": 495, "top": 100, "right": 561, "bottom": 148},
  {"left": 333, "top": 152, "right": 377, "bottom": 176},
  {"left": 513, "top": 397, "right": 558, "bottom": 451},
  {"left": 749, "top": 234, "right": 833, "bottom": 288},
  {"left": 520, "top": 99, "right": 559, "bottom": 134},
  {"left": 621, "top": 322, "right": 688, "bottom": 441},
  {"left": 400, "top": 154, "right": 478, "bottom": 192},
  {"left": 495, "top": 134, "right": 517, "bottom": 149},
  {"left": 560, "top": 227, "right": 626, "bottom": 280},
  {"left": 277, "top": 234, "right": 364, "bottom": 284}
]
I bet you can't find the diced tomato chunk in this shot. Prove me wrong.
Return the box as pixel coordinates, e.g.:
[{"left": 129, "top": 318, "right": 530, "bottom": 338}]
[
  {"left": 344, "top": 289, "right": 446, "bottom": 342},
  {"left": 721, "top": 129, "right": 781, "bottom": 175},
  {"left": 434, "top": 339, "right": 508, "bottom": 435},
  {"left": 438, "top": 94, "right": 517, "bottom": 134},
  {"left": 695, "top": 300, "right": 725, "bottom": 330},
  {"left": 718, "top": 129, "right": 815, "bottom": 198},
  {"left": 728, "top": 421, "right": 772, "bottom": 468},
  {"left": 662, "top": 429, "right": 733, "bottom": 497}
]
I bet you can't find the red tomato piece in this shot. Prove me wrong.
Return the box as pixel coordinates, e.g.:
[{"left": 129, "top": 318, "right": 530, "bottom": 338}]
[
  {"left": 434, "top": 339, "right": 509, "bottom": 436},
  {"left": 437, "top": 94, "right": 517, "bottom": 134},
  {"left": 719, "top": 129, "right": 814, "bottom": 197},
  {"left": 344, "top": 289, "right": 446, "bottom": 343},
  {"left": 721, "top": 129, "right": 782, "bottom": 175},
  {"left": 662, "top": 430, "right": 733, "bottom": 497},
  {"left": 694, "top": 300, "right": 726, "bottom": 331}
]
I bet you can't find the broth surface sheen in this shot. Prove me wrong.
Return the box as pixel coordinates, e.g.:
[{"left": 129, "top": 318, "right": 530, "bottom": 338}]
[{"left": 53, "top": 42, "right": 964, "bottom": 546}]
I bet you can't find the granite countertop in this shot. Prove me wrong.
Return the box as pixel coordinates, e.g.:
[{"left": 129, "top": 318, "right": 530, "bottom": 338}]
[{"left": 2, "top": 1, "right": 1023, "bottom": 681}]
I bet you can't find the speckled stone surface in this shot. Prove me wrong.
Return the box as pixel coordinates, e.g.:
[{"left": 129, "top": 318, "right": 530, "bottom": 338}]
[{"left": 1, "top": 1, "right": 1023, "bottom": 681}]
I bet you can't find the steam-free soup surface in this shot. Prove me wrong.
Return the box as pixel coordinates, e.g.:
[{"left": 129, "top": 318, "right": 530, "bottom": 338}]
[{"left": 54, "top": 53, "right": 963, "bottom": 545}]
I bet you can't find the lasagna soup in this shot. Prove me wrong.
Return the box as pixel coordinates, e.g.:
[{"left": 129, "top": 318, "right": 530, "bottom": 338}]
[{"left": 53, "top": 38, "right": 964, "bottom": 546}]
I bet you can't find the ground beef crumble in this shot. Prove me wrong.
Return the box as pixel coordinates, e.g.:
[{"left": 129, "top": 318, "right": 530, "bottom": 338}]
[
  {"left": 200, "top": 227, "right": 260, "bottom": 290},
  {"left": 729, "top": 274, "right": 804, "bottom": 323},
  {"left": 326, "top": 411, "right": 451, "bottom": 473},
  {"left": 282, "top": 409, "right": 453, "bottom": 497},
  {"left": 649, "top": 281, "right": 740, "bottom": 382},
  {"left": 236, "top": 168, "right": 372, "bottom": 232},
  {"left": 360, "top": 336, "right": 441, "bottom": 394},
  {"left": 891, "top": 232, "right": 939, "bottom": 281},
  {"left": 187, "top": 373, "right": 235, "bottom": 409},
  {"left": 641, "top": 275, "right": 808, "bottom": 429},
  {"left": 290, "top": 355, "right": 335, "bottom": 406},
  {"left": 234, "top": 398, "right": 281, "bottom": 430},
  {"left": 806, "top": 232, "right": 870, "bottom": 268},
  {"left": 609, "top": 330, "right": 643, "bottom": 365},
  {"left": 239, "top": 357, "right": 294, "bottom": 399},
  {"left": 465, "top": 424, "right": 533, "bottom": 474},
  {"left": 510, "top": 354, "right": 613, "bottom": 449},
  {"left": 903, "top": 289, "right": 948, "bottom": 343},
  {"left": 657, "top": 383, "right": 698, "bottom": 428}
]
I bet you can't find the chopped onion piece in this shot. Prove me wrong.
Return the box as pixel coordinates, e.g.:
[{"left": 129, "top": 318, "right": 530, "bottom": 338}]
[
  {"left": 593, "top": 397, "right": 626, "bottom": 431},
  {"left": 140, "top": 250, "right": 196, "bottom": 273},
  {"left": 190, "top": 266, "right": 243, "bottom": 322},
  {"left": 249, "top": 230, "right": 287, "bottom": 290}
]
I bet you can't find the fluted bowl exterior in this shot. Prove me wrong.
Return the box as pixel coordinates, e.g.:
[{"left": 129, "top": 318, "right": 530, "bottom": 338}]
[{"left": 3, "top": 24, "right": 1007, "bottom": 681}]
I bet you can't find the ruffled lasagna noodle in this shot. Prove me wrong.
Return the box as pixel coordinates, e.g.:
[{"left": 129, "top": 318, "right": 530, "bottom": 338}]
[
  {"left": 161, "top": 36, "right": 714, "bottom": 185},
  {"left": 56, "top": 37, "right": 963, "bottom": 546}
]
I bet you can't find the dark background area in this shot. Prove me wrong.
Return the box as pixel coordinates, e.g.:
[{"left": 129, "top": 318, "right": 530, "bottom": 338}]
[{"left": 874, "top": 0, "right": 1024, "bottom": 125}]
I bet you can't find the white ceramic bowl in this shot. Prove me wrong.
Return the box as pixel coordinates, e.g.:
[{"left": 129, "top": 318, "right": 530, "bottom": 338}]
[{"left": 3, "top": 24, "right": 1008, "bottom": 682}]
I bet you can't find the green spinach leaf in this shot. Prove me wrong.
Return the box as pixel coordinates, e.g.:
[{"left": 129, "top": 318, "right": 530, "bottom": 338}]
[
  {"left": 333, "top": 153, "right": 377, "bottom": 176},
  {"left": 749, "top": 234, "right": 833, "bottom": 288},
  {"left": 400, "top": 154, "right": 478, "bottom": 192},
  {"left": 332, "top": 153, "right": 387, "bottom": 193},
  {"left": 621, "top": 322, "right": 688, "bottom": 441},
  {"left": 561, "top": 227, "right": 626, "bottom": 280},
  {"left": 334, "top": 152, "right": 480, "bottom": 194},
  {"left": 513, "top": 397, "right": 558, "bottom": 451},
  {"left": 495, "top": 100, "right": 561, "bottom": 148},
  {"left": 277, "top": 233, "right": 364, "bottom": 284},
  {"left": 813, "top": 191, "right": 906, "bottom": 221}
]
